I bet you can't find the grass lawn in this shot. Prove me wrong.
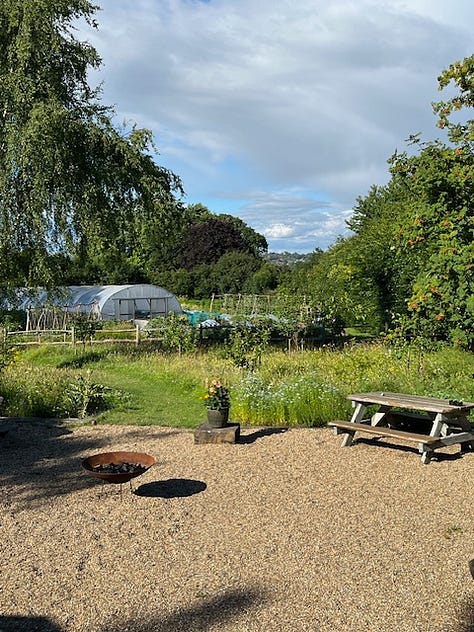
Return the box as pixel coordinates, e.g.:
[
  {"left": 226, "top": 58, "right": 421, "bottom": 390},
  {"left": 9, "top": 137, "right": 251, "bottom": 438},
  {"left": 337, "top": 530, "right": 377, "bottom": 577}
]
[
  {"left": 92, "top": 356, "right": 206, "bottom": 426},
  {"left": 4, "top": 344, "right": 234, "bottom": 427},
  {"left": 2, "top": 341, "right": 474, "bottom": 428}
]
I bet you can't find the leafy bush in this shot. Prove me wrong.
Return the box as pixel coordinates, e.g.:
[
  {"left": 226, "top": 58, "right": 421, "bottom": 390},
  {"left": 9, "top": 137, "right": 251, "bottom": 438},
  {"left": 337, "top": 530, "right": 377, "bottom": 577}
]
[
  {"left": 226, "top": 319, "right": 271, "bottom": 370},
  {"left": 0, "top": 364, "right": 74, "bottom": 417},
  {"left": 146, "top": 312, "right": 197, "bottom": 353},
  {"left": 67, "top": 370, "right": 116, "bottom": 418},
  {"left": 0, "top": 332, "right": 16, "bottom": 372},
  {"left": 0, "top": 309, "right": 26, "bottom": 330},
  {"left": 71, "top": 313, "right": 104, "bottom": 349},
  {"left": 232, "top": 372, "right": 348, "bottom": 426}
]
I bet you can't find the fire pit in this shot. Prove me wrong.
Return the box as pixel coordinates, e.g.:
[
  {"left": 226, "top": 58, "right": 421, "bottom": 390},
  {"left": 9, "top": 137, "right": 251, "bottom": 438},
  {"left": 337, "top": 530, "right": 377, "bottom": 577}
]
[{"left": 82, "top": 451, "right": 155, "bottom": 485}]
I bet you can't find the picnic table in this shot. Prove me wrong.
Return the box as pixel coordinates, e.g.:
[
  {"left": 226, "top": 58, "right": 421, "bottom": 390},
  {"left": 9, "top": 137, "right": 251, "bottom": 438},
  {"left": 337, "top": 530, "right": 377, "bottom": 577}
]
[{"left": 329, "top": 392, "right": 474, "bottom": 464}]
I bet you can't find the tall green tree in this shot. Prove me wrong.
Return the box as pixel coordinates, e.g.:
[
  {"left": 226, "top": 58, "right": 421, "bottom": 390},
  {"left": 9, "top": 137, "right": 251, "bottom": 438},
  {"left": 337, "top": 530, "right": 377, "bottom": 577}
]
[
  {"left": 180, "top": 216, "right": 249, "bottom": 270},
  {"left": 213, "top": 251, "right": 262, "bottom": 294},
  {"left": 218, "top": 213, "right": 268, "bottom": 257},
  {"left": 346, "top": 180, "right": 416, "bottom": 329},
  {"left": 0, "top": 0, "right": 183, "bottom": 292},
  {"left": 281, "top": 55, "right": 474, "bottom": 345},
  {"left": 389, "top": 55, "right": 474, "bottom": 347}
]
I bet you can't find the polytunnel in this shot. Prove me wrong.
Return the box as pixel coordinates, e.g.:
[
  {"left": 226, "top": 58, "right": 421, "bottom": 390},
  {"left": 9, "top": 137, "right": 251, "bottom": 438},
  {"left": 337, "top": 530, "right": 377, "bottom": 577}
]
[
  {"left": 65, "top": 285, "right": 182, "bottom": 321},
  {"left": 17, "top": 284, "right": 182, "bottom": 329}
]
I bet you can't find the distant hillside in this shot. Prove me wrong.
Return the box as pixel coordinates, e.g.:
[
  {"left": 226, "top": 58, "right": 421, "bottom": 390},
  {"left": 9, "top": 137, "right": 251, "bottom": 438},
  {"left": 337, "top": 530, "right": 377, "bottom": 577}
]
[{"left": 264, "top": 251, "right": 312, "bottom": 266}]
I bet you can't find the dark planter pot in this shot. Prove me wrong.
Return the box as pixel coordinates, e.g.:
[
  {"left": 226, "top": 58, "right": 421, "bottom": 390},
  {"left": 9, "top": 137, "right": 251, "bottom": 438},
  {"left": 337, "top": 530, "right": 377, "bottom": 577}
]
[{"left": 206, "top": 407, "right": 230, "bottom": 428}]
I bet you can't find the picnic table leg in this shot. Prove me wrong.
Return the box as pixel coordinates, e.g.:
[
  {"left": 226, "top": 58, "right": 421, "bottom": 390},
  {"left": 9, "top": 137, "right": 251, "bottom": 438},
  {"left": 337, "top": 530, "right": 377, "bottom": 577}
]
[
  {"left": 341, "top": 429, "right": 356, "bottom": 447},
  {"left": 418, "top": 414, "right": 446, "bottom": 463},
  {"left": 371, "top": 405, "right": 391, "bottom": 427},
  {"left": 421, "top": 448, "right": 433, "bottom": 465},
  {"left": 429, "top": 414, "right": 444, "bottom": 439},
  {"left": 341, "top": 403, "right": 366, "bottom": 447},
  {"left": 449, "top": 414, "right": 474, "bottom": 452}
]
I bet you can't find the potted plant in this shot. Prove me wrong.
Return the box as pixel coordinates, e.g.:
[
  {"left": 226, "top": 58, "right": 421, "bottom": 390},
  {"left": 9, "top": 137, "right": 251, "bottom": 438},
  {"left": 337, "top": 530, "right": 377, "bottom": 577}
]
[{"left": 203, "top": 379, "right": 230, "bottom": 427}]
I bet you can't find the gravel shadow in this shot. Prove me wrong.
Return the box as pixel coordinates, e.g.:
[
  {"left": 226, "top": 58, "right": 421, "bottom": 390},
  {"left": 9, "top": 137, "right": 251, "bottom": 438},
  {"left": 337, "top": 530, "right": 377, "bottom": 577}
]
[
  {"left": 101, "top": 586, "right": 267, "bottom": 632},
  {"left": 133, "top": 478, "right": 206, "bottom": 498},
  {"left": 0, "top": 419, "right": 107, "bottom": 507},
  {"left": 0, "top": 615, "right": 62, "bottom": 631},
  {"left": 355, "top": 436, "right": 465, "bottom": 461},
  {"left": 238, "top": 426, "right": 289, "bottom": 444},
  {"left": 0, "top": 420, "right": 180, "bottom": 508},
  {"left": 451, "top": 593, "right": 474, "bottom": 632}
]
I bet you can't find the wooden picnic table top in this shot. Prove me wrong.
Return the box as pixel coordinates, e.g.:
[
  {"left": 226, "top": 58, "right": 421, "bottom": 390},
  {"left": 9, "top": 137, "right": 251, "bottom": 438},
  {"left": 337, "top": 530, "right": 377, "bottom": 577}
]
[{"left": 347, "top": 392, "right": 474, "bottom": 415}]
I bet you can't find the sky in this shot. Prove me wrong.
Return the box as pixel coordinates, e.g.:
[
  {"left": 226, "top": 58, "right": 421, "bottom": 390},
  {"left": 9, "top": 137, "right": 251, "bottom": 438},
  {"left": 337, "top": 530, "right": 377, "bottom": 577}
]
[{"left": 80, "top": 0, "right": 473, "bottom": 253}]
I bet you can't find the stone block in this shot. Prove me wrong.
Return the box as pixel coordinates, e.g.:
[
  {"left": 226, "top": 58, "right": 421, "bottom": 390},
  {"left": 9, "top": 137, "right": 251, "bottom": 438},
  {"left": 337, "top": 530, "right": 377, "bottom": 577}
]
[{"left": 194, "top": 422, "right": 240, "bottom": 445}]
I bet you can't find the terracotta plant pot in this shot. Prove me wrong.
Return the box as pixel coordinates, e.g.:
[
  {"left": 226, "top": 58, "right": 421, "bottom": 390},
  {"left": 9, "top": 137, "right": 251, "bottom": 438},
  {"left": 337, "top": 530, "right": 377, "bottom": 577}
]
[{"left": 206, "top": 407, "right": 230, "bottom": 427}]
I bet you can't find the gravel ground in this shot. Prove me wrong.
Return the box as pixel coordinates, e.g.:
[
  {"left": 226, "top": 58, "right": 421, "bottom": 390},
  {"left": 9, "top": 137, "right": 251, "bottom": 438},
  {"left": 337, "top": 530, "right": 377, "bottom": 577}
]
[{"left": 2, "top": 420, "right": 474, "bottom": 632}]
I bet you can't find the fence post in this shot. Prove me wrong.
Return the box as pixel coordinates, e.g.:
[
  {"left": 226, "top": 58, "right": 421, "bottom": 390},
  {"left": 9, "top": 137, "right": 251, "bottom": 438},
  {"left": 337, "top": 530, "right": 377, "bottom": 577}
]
[
  {"left": 136, "top": 324, "right": 140, "bottom": 346},
  {"left": 71, "top": 326, "right": 75, "bottom": 348}
]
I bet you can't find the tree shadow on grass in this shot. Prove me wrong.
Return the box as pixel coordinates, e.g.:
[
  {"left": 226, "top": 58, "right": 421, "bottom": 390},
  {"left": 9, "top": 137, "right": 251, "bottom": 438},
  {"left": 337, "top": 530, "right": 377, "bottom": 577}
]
[
  {"left": 57, "top": 350, "right": 105, "bottom": 368},
  {"left": 102, "top": 586, "right": 267, "bottom": 632},
  {"left": 0, "top": 420, "right": 180, "bottom": 508}
]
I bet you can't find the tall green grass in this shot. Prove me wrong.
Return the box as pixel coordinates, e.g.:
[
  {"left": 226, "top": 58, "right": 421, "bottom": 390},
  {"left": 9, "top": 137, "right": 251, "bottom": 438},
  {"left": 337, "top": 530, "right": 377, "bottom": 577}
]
[{"left": 1, "top": 342, "right": 474, "bottom": 427}]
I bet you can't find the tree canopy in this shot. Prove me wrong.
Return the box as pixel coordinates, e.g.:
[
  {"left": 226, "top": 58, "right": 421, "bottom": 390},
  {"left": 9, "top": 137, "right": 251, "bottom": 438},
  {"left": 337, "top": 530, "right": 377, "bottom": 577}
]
[
  {"left": 291, "top": 54, "right": 474, "bottom": 347},
  {"left": 0, "top": 0, "right": 183, "bottom": 291},
  {"left": 180, "top": 216, "right": 250, "bottom": 270},
  {"left": 3, "top": 3, "right": 472, "bottom": 350}
]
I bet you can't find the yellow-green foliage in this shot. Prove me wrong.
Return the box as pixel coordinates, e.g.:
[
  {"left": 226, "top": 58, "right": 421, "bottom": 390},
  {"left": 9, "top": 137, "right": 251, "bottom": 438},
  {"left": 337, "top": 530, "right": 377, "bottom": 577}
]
[
  {"left": 1, "top": 362, "right": 75, "bottom": 417},
  {"left": 2, "top": 342, "right": 474, "bottom": 427}
]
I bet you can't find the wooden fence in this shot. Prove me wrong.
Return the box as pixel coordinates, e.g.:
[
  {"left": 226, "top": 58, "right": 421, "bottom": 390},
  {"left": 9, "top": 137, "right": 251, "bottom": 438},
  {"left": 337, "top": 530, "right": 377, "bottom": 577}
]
[{"left": 1, "top": 326, "right": 163, "bottom": 348}]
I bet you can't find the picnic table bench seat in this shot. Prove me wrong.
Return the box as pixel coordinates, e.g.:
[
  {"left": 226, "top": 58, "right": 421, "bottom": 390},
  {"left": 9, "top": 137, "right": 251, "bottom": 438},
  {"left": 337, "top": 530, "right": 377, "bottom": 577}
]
[{"left": 328, "top": 420, "right": 442, "bottom": 446}]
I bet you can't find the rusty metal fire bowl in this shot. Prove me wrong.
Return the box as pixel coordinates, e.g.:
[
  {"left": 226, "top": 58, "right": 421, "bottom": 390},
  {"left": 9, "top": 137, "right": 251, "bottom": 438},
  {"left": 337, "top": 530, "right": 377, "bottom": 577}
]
[{"left": 82, "top": 451, "right": 155, "bottom": 484}]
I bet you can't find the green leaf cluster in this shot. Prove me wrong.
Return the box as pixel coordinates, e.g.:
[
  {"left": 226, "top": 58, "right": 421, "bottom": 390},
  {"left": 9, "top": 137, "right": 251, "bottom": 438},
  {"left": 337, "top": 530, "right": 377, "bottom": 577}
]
[
  {"left": 0, "top": 0, "right": 183, "bottom": 290},
  {"left": 280, "top": 54, "right": 474, "bottom": 348}
]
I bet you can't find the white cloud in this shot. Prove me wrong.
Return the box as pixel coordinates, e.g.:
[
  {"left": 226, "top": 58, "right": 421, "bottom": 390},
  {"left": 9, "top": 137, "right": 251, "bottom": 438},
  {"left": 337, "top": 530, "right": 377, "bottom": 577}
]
[
  {"left": 80, "top": 0, "right": 473, "bottom": 251},
  {"left": 265, "top": 224, "right": 295, "bottom": 239},
  {"left": 218, "top": 189, "right": 352, "bottom": 252}
]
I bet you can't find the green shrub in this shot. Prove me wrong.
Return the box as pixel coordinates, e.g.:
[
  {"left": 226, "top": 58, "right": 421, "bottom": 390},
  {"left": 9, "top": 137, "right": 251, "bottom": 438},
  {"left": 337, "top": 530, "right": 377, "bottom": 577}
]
[
  {"left": 226, "top": 319, "right": 271, "bottom": 370},
  {"left": 67, "top": 370, "right": 119, "bottom": 418},
  {"left": 0, "top": 364, "right": 74, "bottom": 417},
  {"left": 0, "top": 362, "right": 124, "bottom": 419},
  {"left": 0, "top": 333, "right": 16, "bottom": 372},
  {"left": 146, "top": 313, "right": 197, "bottom": 354},
  {"left": 232, "top": 372, "right": 349, "bottom": 426},
  {"left": 71, "top": 313, "right": 104, "bottom": 349}
]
